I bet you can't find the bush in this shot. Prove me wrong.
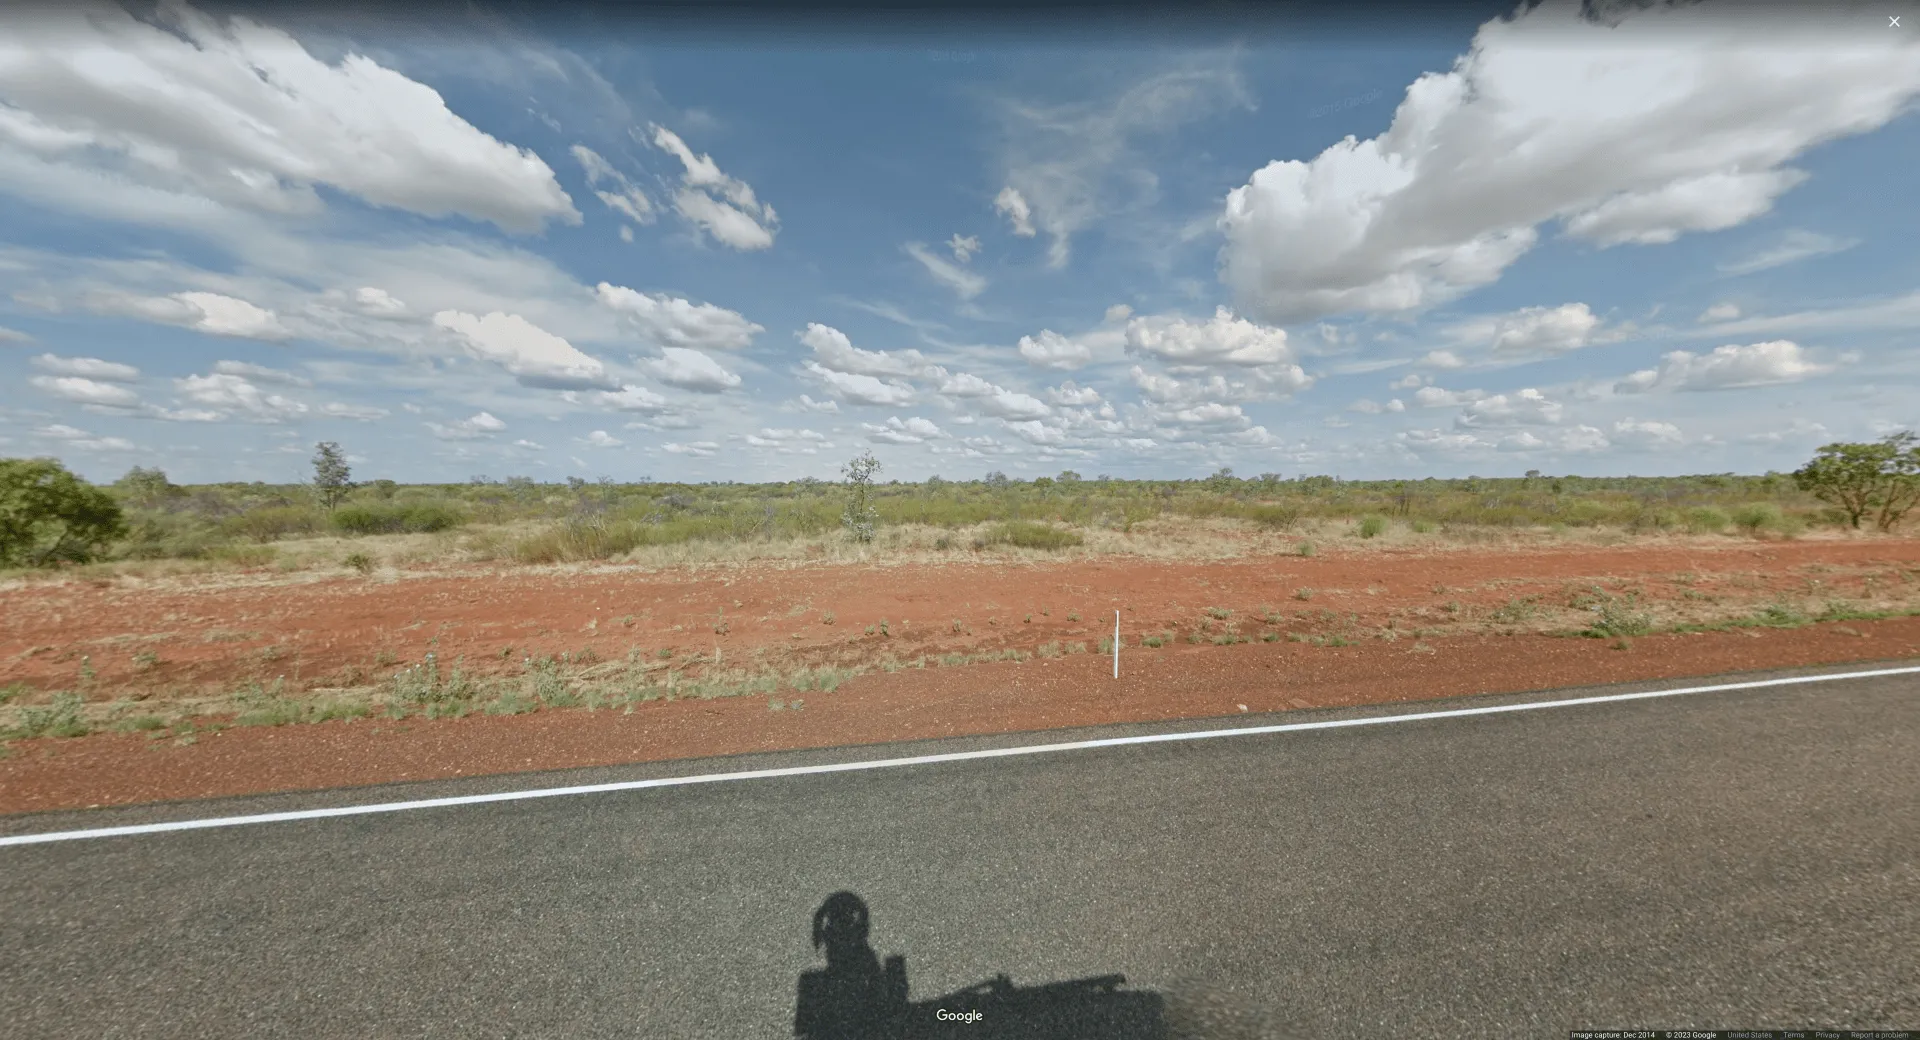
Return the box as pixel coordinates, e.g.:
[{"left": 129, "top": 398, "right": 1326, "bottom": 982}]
[
  {"left": 1244, "top": 504, "right": 1301, "bottom": 531},
  {"left": 225, "top": 505, "right": 324, "bottom": 543},
  {"left": 1357, "top": 514, "right": 1388, "bottom": 539},
  {"left": 1730, "top": 502, "right": 1784, "bottom": 535},
  {"left": 343, "top": 551, "right": 377, "bottom": 575},
  {"left": 1683, "top": 506, "right": 1729, "bottom": 535},
  {"left": 977, "top": 521, "right": 1084, "bottom": 551},
  {"left": 0, "top": 458, "right": 128, "bottom": 567},
  {"left": 331, "top": 501, "right": 468, "bottom": 536}
]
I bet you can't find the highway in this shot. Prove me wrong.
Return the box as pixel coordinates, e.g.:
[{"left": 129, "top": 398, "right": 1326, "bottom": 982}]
[{"left": 2, "top": 664, "right": 1916, "bottom": 1038}]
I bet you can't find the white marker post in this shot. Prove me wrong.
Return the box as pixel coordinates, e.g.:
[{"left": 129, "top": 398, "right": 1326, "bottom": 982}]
[{"left": 1113, "top": 609, "right": 1120, "bottom": 679}]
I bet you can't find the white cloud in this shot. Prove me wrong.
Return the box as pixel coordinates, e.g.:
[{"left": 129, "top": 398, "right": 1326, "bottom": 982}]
[
  {"left": 649, "top": 124, "right": 778, "bottom": 250},
  {"left": 930, "top": 368, "right": 1051, "bottom": 420},
  {"left": 1699, "top": 302, "right": 1742, "bottom": 323},
  {"left": 572, "top": 144, "right": 655, "bottom": 225},
  {"left": 994, "top": 186, "right": 1036, "bottom": 237},
  {"left": 598, "top": 384, "right": 673, "bottom": 415},
  {"left": 904, "top": 242, "right": 988, "bottom": 299},
  {"left": 31, "top": 353, "right": 140, "bottom": 382},
  {"left": 798, "top": 323, "right": 929, "bottom": 378},
  {"left": 1411, "top": 385, "right": 1487, "bottom": 408},
  {"left": 1390, "top": 372, "right": 1428, "bottom": 390},
  {"left": 596, "top": 283, "right": 763, "bottom": 350},
  {"left": 948, "top": 234, "right": 981, "bottom": 263},
  {"left": 1124, "top": 306, "right": 1302, "bottom": 370},
  {"left": 175, "top": 372, "right": 309, "bottom": 422},
  {"left": 1741, "top": 417, "right": 1829, "bottom": 445},
  {"left": 513, "top": 439, "right": 545, "bottom": 450},
  {"left": 1614, "top": 340, "right": 1833, "bottom": 393},
  {"left": 212, "top": 359, "right": 309, "bottom": 386},
  {"left": 1348, "top": 398, "right": 1406, "bottom": 414},
  {"left": 0, "top": 2, "right": 580, "bottom": 234},
  {"left": 1421, "top": 350, "right": 1466, "bottom": 370},
  {"left": 36, "top": 423, "right": 136, "bottom": 452},
  {"left": 94, "top": 290, "right": 292, "bottom": 341},
  {"left": 795, "top": 394, "right": 841, "bottom": 414},
  {"left": 583, "top": 429, "right": 623, "bottom": 448},
  {"left": 426, "top": 411, "right": 506, "bottom": 440},
  {"left": 745, "top": 427, "right": 831, "bottom": 454},
  {"left": 1610, "top": 418, "right": 1685, "bottom": 450},
  {"left": 1005, "top": 419, "right": 1069, "bottom": 446},
  {"left": 0, "top": 325, "right": 34, "bottom": 343},
  {"left": 318, "top": 402, "right": 387, "bottom": 421},
  {"left": 1016, "top": 305, "right": 1131, "bottom": 371},
  {"left": 863, "top": 415, "right": 944, "bottom": 444},
  {"left": 802, "top": 360, "right": 916, "bottom": 407},
  {"left": 1046, "top": 381, "right": 1103, "bottom": 407},
  {"left": 30, "top": 374, "right": 141, "bottom": 409},
  {"left": 645, "top": 347, "right": 741, "bottom": 393},
  {"left": 350, "top": 287, "right": 408, "bottom": 317},
  {"left": 1445, "top": 303, "right": 1603, "bottom": 355},
  {"left": 1218, "top": 0, "right": 1920, "bottom": 323},
  {"left": 1456, "top": 388, "right": 1563, "bottom": 426},
  {"left": 664, "top": 441, "right": 719, "bottom": 457},
  {"left": 432, "top": 309, "right": 613, "bottom": 389},
  {"left": 1718, "top": 229, "right": 1859, "bottom": 276}
]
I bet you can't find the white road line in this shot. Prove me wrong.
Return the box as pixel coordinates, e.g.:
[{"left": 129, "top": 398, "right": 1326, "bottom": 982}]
[{"left": 4, "top": 664, "right": 1917, "bottom": 848}]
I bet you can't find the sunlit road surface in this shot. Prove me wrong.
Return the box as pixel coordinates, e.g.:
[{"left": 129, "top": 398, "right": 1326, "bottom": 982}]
[{"left": 3, "top": 663, "right": 1916, "bottom": 1038}]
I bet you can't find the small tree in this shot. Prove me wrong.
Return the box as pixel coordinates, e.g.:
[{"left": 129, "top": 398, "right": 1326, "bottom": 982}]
[
  {"left": 311, "top": 442, "right": 354, "bottom": 511},
  {"left": 1793, "top": 432, "right": 1920, "bottom": 530},
  {"left": 0, "top": 458, "right": 128, "bottom": 567},
  {"left": 114, "top": 465, "right": 173, "bottom": 508},
  {"left": 841, "top": 450, "right": 881, "bottom": 543}
]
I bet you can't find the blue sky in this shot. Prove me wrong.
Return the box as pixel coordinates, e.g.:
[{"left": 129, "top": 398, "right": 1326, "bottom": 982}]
[{"left": 1, "top": 0, "right": 1916, "bottom": 484}]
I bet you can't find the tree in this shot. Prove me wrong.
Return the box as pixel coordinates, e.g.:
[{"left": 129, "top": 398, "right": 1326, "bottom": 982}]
[
  {"left": 114, "top": 465, "right": 173, "bottom": 508},
  {"left": 841, "top": 450, "right": 882, "bottom": 543},
  {"left": 311, "top": 442, "right": 354, "bottom": 510},
  {"left": 0, "top": 458, "right": 128, "bottom": 567},
  {"left": 1793, "top": 432, "right": 1920, "bottom": 531}
]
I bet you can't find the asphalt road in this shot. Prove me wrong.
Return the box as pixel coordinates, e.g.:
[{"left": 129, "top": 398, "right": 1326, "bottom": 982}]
[{"left": 2, "top": 665, "right": 1916, "bottom": 1039}]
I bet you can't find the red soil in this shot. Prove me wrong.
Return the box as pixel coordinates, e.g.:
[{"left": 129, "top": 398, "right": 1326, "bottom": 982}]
[{"left": 2, "top": 537, "right": 1917, "bottom": 814}]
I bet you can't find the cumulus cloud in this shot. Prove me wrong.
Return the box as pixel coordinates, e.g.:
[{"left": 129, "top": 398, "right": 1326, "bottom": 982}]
[
  {"left": 1445, "top": 303, "right": 1604, "bottom": 356},
  {"left": 1699, "top": 302, "right": 1742, "bottom": 323},
  {"left": 1016, "top": 305, "right": 1131, "bottom": 371},
  {"left": 801, "top": 360, "right": 916, "bottom": 407},
  {"left": 31, "top": 353, "right": 140, "bottom": 382},
  {"left": 175, "top": 372, "right": 309, "bottom": 422},
  {"left": 948, "top": 234, "right": 981, "bottom": 263},
  {"left": 1045, "top": 381, "right": 1103, "bottom": 407},
  {"left": 426, "top": 411, "right": 506, "bottom": 440},
  {"left": 0, "top": 1, "right": 580, "bottom": 233},
  {"left": 649, "top": 124, "right": 778, "bottom": 250},
  {"left": 798, "top": 323, "right": 930, "bottom": 379},
  {"left": 432, "top": 310, "right": 613, "bottom": 390},
  {"left": 795, "top": 394, "right": 841, "bottom": 414},
  {"left": 94, "top": 290, "right": 292, "bottom": 340},
  {"left": 929, "top": 368, "right": 1052, "bottom": 420},
  {"left": 1421, "top": 350, "right": 1466, "bottom": 370},
  {"left": 1218, "top": 0, "right": 1920, "bottom": 323},
  {"left": 596, "top": 283, "right": 763, "bottom": 350},
  {"left": 863, "top": 415, "right": 944, "bottom": 444},
  {"left": 30, "top": 374, "right": 141, "bottom": 409},
  {"left": 598, "top": 384, "right": 673, "bottom": 415},
  {"left": 211, "top": 359, "right": 309, "bottom": 386},
  {"left": 645, "top": 347, "right": 741, "bottom": 393},
  {"left": 1614, "top": 341, "right": 1833, "bottom": 393},
  {"left": 904, "top": 242, "right": 987, "bottom": 299},
  {"left": 583, "top": 429, "right": 623, "bottom": 448},
  {"left": 36, "top": 423, "right": 135, "bottom": 451},
  {"left": 318, "top": 402, "right": 387, "bottom": 421},
  {"left": 350, "top": 287, "right": 408, "bottom": 317},
  {"left": 571, "top": 144, "right": 655, "bottom": 226},
  {"left": 1610, "top": 418, "right": 1685, "bottom": 450},
  {"left": 745, "top": 427, "right": 831, "bottom": 454},
  {"left": 1124, "top": 306, "right": 1302, "bottom": 370},
  {"left": 1456, "top": 388, "right": 1563, "bottom": 426},
  {"left": 0, "top": 325, "right": 34, "bottom": 343},
  {"left": 1411, "top": 385, "right": 1487, "bottom": 408},
  {"left": 665, "top": 441, "right": 719, "bottom": 457},
  {"left": 1349, "top": 398, "right": 1406, "bottom": 414},
  {"left": 994, "top": 186, "right": 1036, "bottom": 237}
]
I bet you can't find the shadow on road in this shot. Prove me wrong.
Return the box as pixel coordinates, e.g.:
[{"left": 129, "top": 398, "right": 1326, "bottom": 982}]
[{"left": 794, "top": 890, "right": 1170, "bottom": 1039}]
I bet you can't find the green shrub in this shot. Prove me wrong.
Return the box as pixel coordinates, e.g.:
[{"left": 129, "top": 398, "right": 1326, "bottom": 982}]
[
  {"left": 977, "top": 521, "right": 1083, "bottom": 551},
  {"left": 343, "top": 551, "right": 377, "bottom": 575},
  {"left": 225, "top": 505, "right": 324, "bottom": 543},
  {"left": 1357, "top": 514, "right": 1388, "bottom": 539},
  {"left": 1244, "top": 504, "right": 1301, "bottom": 531},
  {"left": 0, "top": 458, "right": 127, "bottom": 567},
  {"left": 1684, "top": 506, "right": 1730, "bottom": 535},
  {"left": 1730, "top": 502, "right": 1784, "bottom": 535},
  {"left": 332, "top": 501, "right": 468, "bottom": 536}
]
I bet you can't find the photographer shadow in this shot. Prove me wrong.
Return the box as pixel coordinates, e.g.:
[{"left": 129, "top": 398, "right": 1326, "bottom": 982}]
[{"left": 794, "top": 891, "right": 1169, "bottom": 1040}]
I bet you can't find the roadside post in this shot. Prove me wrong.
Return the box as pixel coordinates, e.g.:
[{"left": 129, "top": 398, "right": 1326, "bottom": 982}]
[{"left": 1113, "top": 610, "right": 1120, "bottom": 679}]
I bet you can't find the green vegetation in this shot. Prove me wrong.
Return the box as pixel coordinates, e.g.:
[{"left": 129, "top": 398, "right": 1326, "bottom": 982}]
[{"left": 2, "top": 441, "right": 1915, "bottom": 574}]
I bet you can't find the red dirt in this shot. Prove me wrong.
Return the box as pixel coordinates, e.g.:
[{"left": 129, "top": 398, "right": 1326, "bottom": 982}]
[
  {"left": 2, "top": 537, "right": 1917, "bottom": 814},
  {"left": 3, "top": 616, "right": 1917, "bottom": 815}
]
